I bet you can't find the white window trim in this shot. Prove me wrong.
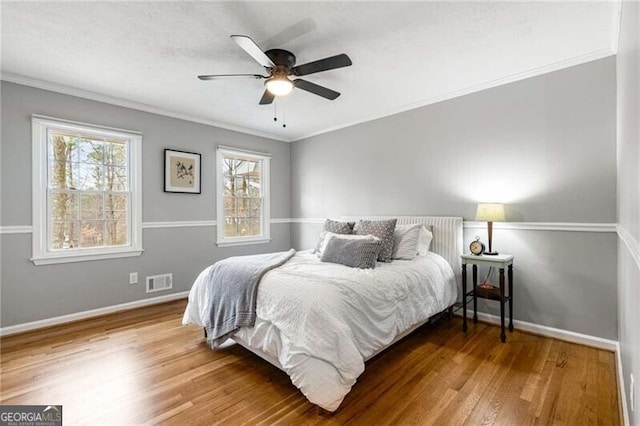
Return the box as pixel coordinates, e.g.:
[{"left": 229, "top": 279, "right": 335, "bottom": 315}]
[
  {"left": 31, "top": 115, "right": 144, "bottom": 265},
  {"left": 216, "top": 145, "right": 270, "bottom": 247}
]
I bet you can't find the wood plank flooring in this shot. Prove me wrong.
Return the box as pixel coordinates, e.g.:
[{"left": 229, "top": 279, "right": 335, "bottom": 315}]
[{"left": 0, "top": 300, "right": 621, "bottom": 425}]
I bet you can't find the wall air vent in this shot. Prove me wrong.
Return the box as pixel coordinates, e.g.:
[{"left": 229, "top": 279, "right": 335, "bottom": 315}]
[{"left": 146, "top": 273, "right": 173, "bottom": 293}]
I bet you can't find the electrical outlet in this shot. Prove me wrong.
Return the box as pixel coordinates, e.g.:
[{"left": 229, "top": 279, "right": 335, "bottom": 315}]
[
  {"left": 631, "top": 373, "right": 635, "bottom": 412},
  {"left": 129, "top": 272, "right": 138, "bottom": 285}
]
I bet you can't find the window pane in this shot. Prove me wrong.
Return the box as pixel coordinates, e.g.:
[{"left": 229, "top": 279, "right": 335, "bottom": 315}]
[
  {"left": 250, "top": 218, "right": 261, "bottom": 236},
  {"left": 105, "top": 166, "right": 127, "bottom": 191},
  {"left": 51, "top": 221, "right": 79, "bottom": 250},
  {"left": 222, "top": 159, "right": 235, "bottom": 176},
  {"left": 250, "top": 198, "right": 261, "bottom": 218},
  {"left": 105, "top": 220, "right": 128, "bottom": 246},
  {"left": 78, "top": 163, "right": 103, "bottom": 190},
  {"left": 237, "top": 197, "right": 251, "bottom": 218},
  {"left": 51, "top": 192, "right": 78, "bottom": 220},
  {"left": 80, "top": 194, "right": 104, "bottom": 220},
  {"left": 78, "top": 138, "right": 103, "bottom": 164},
  {"left": 49, "top": 133, "right": 78, "bottom": 163},
  {"left": 49, "top": 161, "right": 79, "bottom": 189},
  {"left": 223, "top": 175, "right": 235, "bottom": 197},
  {"left": 105, "top": 194, "right": 128, "bottom": 221},
  {"left": 105, "top": 141, "right": 127, "bottom": 166},
  {"left": 79, "top": 221, "right": 104, "bottom": 248},
  {"left": 225, "top": 217, "right": 237, "bottom": 237},
  {"left": 235, "top": 160, "right": 251, "bottom": 175},
  {"left": 247, "top": 178, "right": 261, "bottom": 197},
  {"left": 224, "top": 197, "right": 237, "bottom": 219},
  {"left": 250, "top": 161, "right": 261, "bottom": 175},
  {"left": 236, "top": 218, "right": 251, "bottom": 237},
  {"left": 234, "top": 177, "right": 248, "bottom": 196}
]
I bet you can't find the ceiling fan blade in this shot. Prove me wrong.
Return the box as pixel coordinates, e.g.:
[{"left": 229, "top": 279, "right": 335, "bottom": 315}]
[
  {"left": 230, "top": 35, "right": 275, "bottom": 69},
  {"left": 291, "top": 54, "right": 352, "bottom": 76},
  {"left": 259, "top": 89, "right": 275, "bottom": 105},
  {"left": 198, "top": 74, "right": 266, "bottom": 80},
  {"left": 293, "top": 79, "right": 340, "bottom": 100}
]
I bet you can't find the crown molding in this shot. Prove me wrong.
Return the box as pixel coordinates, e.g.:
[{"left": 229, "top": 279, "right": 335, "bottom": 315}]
[
  {"left": 0, "top": 72, "right": 291, "bottom": 143},
  {"left": 294, "top": 48, "right": 616, "bottom": 141}
]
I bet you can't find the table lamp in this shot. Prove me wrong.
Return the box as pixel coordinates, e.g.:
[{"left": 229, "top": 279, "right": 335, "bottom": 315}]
[{"left": 475, "top": 203, "right": 505, "bottom": 255}]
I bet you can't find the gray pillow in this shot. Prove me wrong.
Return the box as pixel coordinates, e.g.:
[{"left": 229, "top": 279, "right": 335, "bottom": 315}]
[
  {"left": 320, "top": 234, "right": 382, "bottom": 269},
  {"left": 354, "top": 219, "right": 397, "bottom": 262},
  {"left": 313, "top": 219, "right": 355, "bottom": 253}
]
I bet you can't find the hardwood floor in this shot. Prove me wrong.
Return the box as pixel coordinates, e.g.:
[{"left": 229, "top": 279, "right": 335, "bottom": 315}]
[{"left": 0, "top": 300, "right": 621, "bottom": 425}]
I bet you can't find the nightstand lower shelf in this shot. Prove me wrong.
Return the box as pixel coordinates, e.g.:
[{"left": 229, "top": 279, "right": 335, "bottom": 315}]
[{"left": 461, "top": 254, "right": 514, "bottom": 343}]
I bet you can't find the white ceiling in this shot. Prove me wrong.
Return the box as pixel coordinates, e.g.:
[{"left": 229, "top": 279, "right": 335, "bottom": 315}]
[{"left": 1, "top": 1, "right": 619, "bottom": 142}]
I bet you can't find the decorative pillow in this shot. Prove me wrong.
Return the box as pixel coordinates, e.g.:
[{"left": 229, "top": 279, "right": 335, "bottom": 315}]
[
  {"left": 353, "top": 219, "right": 397, "bottom": 262},
  {"left": 392, "top": 223, "right": 423, "bottom": 260},
  {"left": 316, "top": 231, "right": 366, "bottom": 257},
  {"left": 417, "top": 225, "right": 434, "bottom": 256},
  {"left": 313, "top": 219, "right": 355, "bottom": 253},
  {"left": 320, "top": 234, "right": 382, "bottom": 269}
]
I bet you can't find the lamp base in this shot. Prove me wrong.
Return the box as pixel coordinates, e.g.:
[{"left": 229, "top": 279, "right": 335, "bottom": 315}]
[{"left": 484, "top": 251, "right": 499, "bottom": 256}]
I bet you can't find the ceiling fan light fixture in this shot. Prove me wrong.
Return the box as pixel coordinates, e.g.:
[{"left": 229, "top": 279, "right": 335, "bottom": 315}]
[{"left": 265, "top": 77, "right": 293, "bottom": 96}]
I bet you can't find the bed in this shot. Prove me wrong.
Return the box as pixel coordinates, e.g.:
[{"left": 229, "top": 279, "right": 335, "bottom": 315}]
[{"left": 182, "top": 216, "right": 463, "bottom": 412}]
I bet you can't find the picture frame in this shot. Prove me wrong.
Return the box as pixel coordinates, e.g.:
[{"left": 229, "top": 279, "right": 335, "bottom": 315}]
[{"left": 164, "top": 149, "right": 201, "bottom": 194}]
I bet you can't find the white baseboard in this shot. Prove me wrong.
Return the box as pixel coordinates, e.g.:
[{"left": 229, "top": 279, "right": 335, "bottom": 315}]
[
  {"left": 469, "top": 311, "right": 618, "bottom": 351},
  {"left": 0, "top": 291, "right": 189, "bottom": 337},
  {"left": 616, "top": 342, "right": 631, "bottom": 426}
]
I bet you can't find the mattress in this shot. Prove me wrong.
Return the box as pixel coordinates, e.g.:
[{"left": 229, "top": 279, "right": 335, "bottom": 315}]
[{"left": 183, "top": 250, "right": 457, "bottom": 411}]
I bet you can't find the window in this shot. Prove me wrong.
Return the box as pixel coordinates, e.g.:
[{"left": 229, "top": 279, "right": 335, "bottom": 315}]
[
  {"left": 216, "top": 146, "right": 270, "bottom": 247},
  {"left": 32, "top": 115, "right": 143, "bottom": 265}
]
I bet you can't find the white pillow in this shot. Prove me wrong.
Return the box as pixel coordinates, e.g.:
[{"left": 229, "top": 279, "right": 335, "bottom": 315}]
[
  {"left": 417, "top": 225, "right": 433, "bottom": 256},
  {"left": 317, "top": 232, "right": 380, "bottom": 257},
  {"left": 391, "top": 223, "right": 423, "bottom": 260}
]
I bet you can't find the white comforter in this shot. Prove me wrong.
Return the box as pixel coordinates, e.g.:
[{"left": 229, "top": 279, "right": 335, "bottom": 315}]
[{"left": 183, "top": 251, "right": 457, "bottom": 411}]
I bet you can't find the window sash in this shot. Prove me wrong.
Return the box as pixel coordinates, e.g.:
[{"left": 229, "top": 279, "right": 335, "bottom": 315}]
[
  {"left": 216, "top": 147, "right": 270, "bottom": 246},
  {"left": 46, "top": 189, "right": 132, "bottom": 251},
  {"left": 32, "top": 115, "right": 143, "bottom": 265}
]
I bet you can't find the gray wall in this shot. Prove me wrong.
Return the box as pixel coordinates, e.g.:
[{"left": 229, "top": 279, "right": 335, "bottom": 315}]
[
  {"left": 616, "top": 1, "right": 640, "bottom": 424},
  {"left": 291, "top": 57, "right": 618, "bottom": 339},
  {"left": 0, "top": 82, "right": 291, "bottom": 326}
]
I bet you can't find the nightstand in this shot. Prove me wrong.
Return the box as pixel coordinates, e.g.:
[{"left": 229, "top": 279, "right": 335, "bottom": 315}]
[{"left": 461, "top": 253, "right": 514, "bottom": 342}]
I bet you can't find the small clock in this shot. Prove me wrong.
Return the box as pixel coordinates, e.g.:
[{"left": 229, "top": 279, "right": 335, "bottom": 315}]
[{"left": 469, "top": 236, "right": 485, "bottom": 255}]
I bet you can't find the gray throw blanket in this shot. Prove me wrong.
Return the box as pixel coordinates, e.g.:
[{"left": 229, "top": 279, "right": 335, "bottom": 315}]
[{"left": 205, "top": 249, "right": 296, "bottom": 347}]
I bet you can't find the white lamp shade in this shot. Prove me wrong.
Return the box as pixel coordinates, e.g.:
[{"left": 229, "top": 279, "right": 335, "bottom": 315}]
[
  {"left": 265, "top": 78, "right": 293, "bottom": 96},
  {"left": 475, "top": 203, "right": 505, "bottom": 222}
]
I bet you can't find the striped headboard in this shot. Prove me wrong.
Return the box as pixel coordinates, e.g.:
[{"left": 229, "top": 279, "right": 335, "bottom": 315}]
[{"left": 340, "top": 216, "right": 463, "bottom": 281}]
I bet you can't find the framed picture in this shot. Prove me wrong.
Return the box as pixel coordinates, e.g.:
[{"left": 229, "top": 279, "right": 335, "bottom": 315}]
[{"left": 164, "top": 149, "right": 201, "bottom": 194}]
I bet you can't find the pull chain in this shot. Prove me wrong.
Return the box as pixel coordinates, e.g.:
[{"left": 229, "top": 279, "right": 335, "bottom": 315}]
[
  {"left": 271, "top": 98, "right": 287, "bottom": 128},
  {"left": 282, "top": 100, "right": 286, "bottom": 128},
  {"left": 273, "top": 99, "right": 278, "bottom": 122}
]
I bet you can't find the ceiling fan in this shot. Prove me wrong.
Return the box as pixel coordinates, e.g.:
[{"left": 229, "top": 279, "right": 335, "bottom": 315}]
[{"left": 198, "top": 35, "right": 352, "bottom": 105}]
